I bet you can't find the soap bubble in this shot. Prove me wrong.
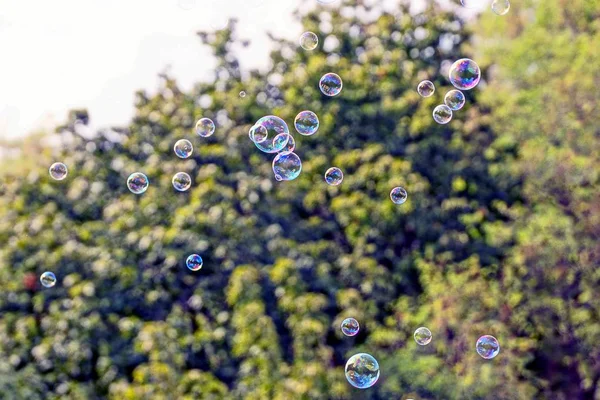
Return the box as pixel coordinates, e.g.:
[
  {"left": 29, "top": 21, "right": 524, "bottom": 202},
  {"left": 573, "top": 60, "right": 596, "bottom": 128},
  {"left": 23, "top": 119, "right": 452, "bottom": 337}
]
[
  {"left": 449, "top": 58, "right": 481, "bottom": 91},
  {"left": 294, "top": 111, "right": 320, "bottom": 136},
  {"left": 195, "top": 117, "right": 216, "bottom": 137},
  {"left": 390, "top": 187, "right": 408, "bottom": 205},
  {"left": 172, "top": 172, "right": 192, "bottom": 192},
  {"left": 319, "top": 73, "right": 343, "bottom": 97},
  {"left": 272, "top": 151, "right": 302, "bottom": 181},
  {"left": 40, "top": 271, "right": 57, "bottom": 288},
  {"left": 476, "top": 335, "right": 500, "bottom": 359},
  {"left": 444, "top": 90, "right": 466, "bottom": 111},
  {"left": 491, "top": 0, "right": 510, "bottom": 15},
  {"left": 414, "top": 327, "right": 432, "bottom": 345},
  {"left": 341, "top": 317, "right": 359, "bottom": 336},
  {"left": 239, "top": 91, "right": 246, "bottom": 98},
  {"left": 417, "top": 80, "right": 435, "bottom": 97},
  {"left": 186, "top": 254, "right": 203, "bottom": 271},
  {"left": 253, "top": 116, "right": 291, "bottom": 153},
  {"left": 345, "top": 353, "right": 380, "bottom": 389},
  {"left": 280, "top": 134, "right": 296, "bottom": 153},
  {"left": 300, "top": 31, "right": 319, "bottom": 50},
  {"left": 249, "top": 124, "right": 268, "bottom": 144},
  {"left": 174, "top": 139, "right": 193, "bottom": 159},
  {"left": 325, "top": 167, "right": 343, "bottom": 186},
  {"left": 127, "top": 172, "right": 149, "bottom": 194},
  {"left": 49, "top": 162, "right": 68, "bottom": 180},
  {"left": 433, "top": 104, "right": 453, "bottom": 124}
]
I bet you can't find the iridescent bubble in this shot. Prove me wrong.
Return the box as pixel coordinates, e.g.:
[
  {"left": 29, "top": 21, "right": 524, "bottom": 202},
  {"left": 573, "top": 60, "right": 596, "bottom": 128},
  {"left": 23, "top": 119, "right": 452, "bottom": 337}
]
[
  {"left": 390, "top": 186, "right": 408, "bottom": 205},
  {"left": 294, "top": 110, "right": 320, "bottom": 136},
  {"left": 414, "top": 327, "right": 432, "bottom": 346},
  {"left": 476, "top": 335, "right": 500, "bottom": 359},
  {"left": 253, "top": 116, "right": 291, "bottom": 153},
  {"left": 300, "top": 31, "right": 319, "bottom": 50},
  {"left": 40, "top": 271, "right": 57, "bottom": 288},
  {"left": 49, "top": 162, "right": 68, "bottom": 181},
  {"left": 319, "top": 73, "right": 343, "bottom": 97},
  {"left": 174, "top": 139, "right": 193, "bottom": 159},
  {"left": 186, "top": 254, "right": 203, "bottom": 271},
  {"left": 417, "top": 80, "right": 435, "bottom": 97},
  {"left": 325, "top": 167, "right": 343, "bottom": 186},
  {"left": 280, "top": 134, "right": 296, "bottom": 153},
  {"left": 239, "top": 91, "right": 246, "bottom": 98},
  {"left": 341, "top": 317, "right": 359, "bottom": 336},
  {"left": 249, "top": 124, "right": 268, "bottom": 144},
  {"left": 195, "top": 117, "right": 215, "bottom": 137},
  {"left": 491, "top": 0, "right": 510, "bottom": 15},
  {"left": 433, "top": 104, "right": 453, "bottom": 124},
  {"left": 172, "top": 172, "right": 192, "bottom": 192},
  {"left": 272, "top": 151, "right": 302, "bottom": 181},
  {"left": 449, "top": 58, "right": 481, "bottom": 91},
  {"left": 127, "top": 172, "right": 149, "bottom": 194},
  {"left": 444, "top": 90, "right": 466, "bottom": 111},
  {"left": 345, "top": 353, "right": 380, "bottom": 389}
]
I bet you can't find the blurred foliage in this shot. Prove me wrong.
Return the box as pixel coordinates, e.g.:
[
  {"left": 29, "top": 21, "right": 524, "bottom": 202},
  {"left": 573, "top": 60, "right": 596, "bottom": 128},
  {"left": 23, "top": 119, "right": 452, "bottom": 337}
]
[{"left": 0, "top": 0, "right": 599, "bottom": 399}]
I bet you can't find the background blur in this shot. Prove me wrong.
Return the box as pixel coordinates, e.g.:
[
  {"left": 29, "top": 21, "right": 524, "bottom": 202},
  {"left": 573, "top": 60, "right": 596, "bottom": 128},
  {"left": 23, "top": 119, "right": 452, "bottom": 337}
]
[{"left": 1, "top": 0, "right": 599, "bottom": 399}]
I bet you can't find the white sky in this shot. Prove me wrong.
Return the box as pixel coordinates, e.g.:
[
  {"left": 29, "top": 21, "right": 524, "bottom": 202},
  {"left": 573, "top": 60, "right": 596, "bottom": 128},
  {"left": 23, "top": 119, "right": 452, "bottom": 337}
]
[
  {"left": 0, "top": 0, "right": 480, "bottom": 140},
  {"left": 0, "top": 0, "right": 302, "bottom": 139}
]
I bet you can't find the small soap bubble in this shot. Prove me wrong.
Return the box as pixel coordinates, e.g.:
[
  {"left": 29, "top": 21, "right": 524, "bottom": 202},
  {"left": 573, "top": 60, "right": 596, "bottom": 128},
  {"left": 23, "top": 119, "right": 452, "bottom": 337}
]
[
  {"left": 49, "top": 162, "right": 68, "bottom": 181},
  {"left": 174, "top": 139, "right": 193, "bottom": 159},
  {"left": 417, "top": 80, "right": 435, "bottom": 97},
  {"left": 272, "top": 151, "right": 302, "bottom": 181},
  {"left": 195, "top": 117, "right": 215, "bottom": 137},
  {"left": 319, "top": 73, "right": 343, "bottom": 97},
  {"left": 476, "top": 335, "right": 500, "bottom": 359},
  {"left": 390, "top": 187, "right": 408, "bottom": 205},
  {"left": 239, "top": 91, "right": 246, "bottom": 98},
  {"left": 325, "top": 167, "right": 343, "bottom": 186},
  {"left": 414, "top": 327, "right": 432, "bottom": 345},
  {"left": 444, "top": 90, "right": 466, "bottom": 111},
  {"left": 300, "top": 31, "right": 319, "bottom": 50},
  {"left": 294, "top": 110, "right": 320, "bottom": 136},
  {"left": 253, "top": 116, "right": 291, "bottom": 153},
  {"left": 40, "top": 271, "right": 57, "bottom": 288},
  {"left": 172, "top": 172, "right": 192, "bottom": 192},
  {"left": 186, "top": 254, "right": 203, "bottom": 271},
  {"left": 341, "top": 317, "right": 359, "bottom": 336},
  {"left": 280, "top": 134, "right": 296, "bottom": 153},
  {"left": 449, "top": 58, "right": 481, "bottom": 91},
  {"left": 345, "top": 353, "right": 380, "bottom": 389},
  {"left": 433, "top": 104, "right": 453, "bottom": 124},
  {"left": 249, "top": 124, "right": 268, "bottom": 144},
  {"left": 492, "top": 0, "right": 510, "bottom": 15},
  {"left": 127, "top": 172, "right": 149, "bottom": 194}
]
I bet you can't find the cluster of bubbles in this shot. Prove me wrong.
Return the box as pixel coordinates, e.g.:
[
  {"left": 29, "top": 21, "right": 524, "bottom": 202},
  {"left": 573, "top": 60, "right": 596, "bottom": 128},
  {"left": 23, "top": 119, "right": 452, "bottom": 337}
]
[{"left": 418, "top": 58, "right": 481, "bottom": 125}]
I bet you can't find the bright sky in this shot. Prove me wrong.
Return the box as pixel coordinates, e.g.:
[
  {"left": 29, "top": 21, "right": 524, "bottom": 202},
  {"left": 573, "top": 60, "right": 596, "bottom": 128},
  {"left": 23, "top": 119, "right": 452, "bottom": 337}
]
[
  {"left": 0, "top": 0, "right": 480, "bottom": 140},
  {"left": 0, "top": 0, "right": 301, "bottom": 139}
]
